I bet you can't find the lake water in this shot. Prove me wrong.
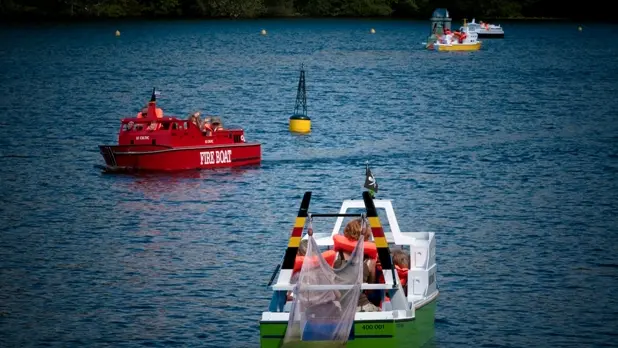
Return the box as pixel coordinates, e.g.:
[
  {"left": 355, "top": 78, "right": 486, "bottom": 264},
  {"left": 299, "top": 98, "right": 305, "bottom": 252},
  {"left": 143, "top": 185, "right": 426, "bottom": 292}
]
[{"left": 1, "top": 18, "right": 618, "bottom": 347}]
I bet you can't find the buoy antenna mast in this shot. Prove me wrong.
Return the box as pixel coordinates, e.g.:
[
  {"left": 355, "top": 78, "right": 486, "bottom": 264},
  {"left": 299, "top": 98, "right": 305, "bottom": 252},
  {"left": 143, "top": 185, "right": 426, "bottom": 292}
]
[{"left": 293, "top": 63, "right": 307, "bottom": 117}]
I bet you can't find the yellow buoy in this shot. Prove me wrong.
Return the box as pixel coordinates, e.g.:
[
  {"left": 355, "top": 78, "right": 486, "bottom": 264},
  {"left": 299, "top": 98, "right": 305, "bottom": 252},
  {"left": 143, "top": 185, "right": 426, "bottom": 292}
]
[
  {"left": 289, "top": 116, "right": 311, "bottom": 133},
  {"left": 115, "top": 30, "right": 120, "bottom": 37},
  {"left": 370, "top": 28, "right": 376, "bottom": 34},
  {"left": 261, "top": 29, "right": 267, "bottom": 35}
]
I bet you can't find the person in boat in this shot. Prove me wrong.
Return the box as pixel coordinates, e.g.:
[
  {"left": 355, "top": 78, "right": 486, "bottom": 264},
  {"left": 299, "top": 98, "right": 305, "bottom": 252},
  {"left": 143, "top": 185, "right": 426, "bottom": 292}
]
[
  {"left": 189, "top": 111, "right": 202, "bottom": 128},
  {"left": 287, "top": 239, "right": 309, "bottom": 301},
  {"left": 137, "top": 105, "right": 164, "bottom": 119},
  {"left": 392, "top": 249, "right": 410, "bottom": 297},
  {"left": 210, "top": 116, "right": 224, "bottom": 131},
  {"left": 333, "top": 218, "right": 380, "bottom": 312},
  {"left": 453, "top": 29, "right": 462, "bottom": 41},
  {"left": 201, "top": 116, "right": 214, "bottom": 135},
  {"left": 297, "top": 240, "right": 344, "bottom": 320},
  {"left": 136, "top": 106, "right": 148, "bottom": 118}
]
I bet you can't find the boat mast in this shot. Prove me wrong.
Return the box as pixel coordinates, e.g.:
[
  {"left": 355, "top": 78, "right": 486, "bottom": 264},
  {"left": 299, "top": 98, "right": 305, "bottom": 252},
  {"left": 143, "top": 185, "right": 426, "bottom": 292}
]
[{"left": 293, "top": 64, "right": 307, "bottom": 117}]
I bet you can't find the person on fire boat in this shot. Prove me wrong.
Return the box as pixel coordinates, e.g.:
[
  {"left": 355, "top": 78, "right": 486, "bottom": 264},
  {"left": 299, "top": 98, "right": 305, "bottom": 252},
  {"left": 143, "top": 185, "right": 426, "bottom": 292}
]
[
  {"left": 136, "top": 88, "right": 164, "bottom": 119},
  {"left": 200, "top": 116, "right": 224, "bottom": 135},
  {"left": 189, "top": 111, "right": 202, "bottom": 128},
  {"left": 136, "top": 104, "right": 163, "bottom": 119}
]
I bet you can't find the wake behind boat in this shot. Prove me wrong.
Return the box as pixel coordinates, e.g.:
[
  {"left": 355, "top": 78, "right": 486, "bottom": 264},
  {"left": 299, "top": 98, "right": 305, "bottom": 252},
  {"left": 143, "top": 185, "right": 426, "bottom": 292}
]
[
  {"left": 98, "top": 88, "right": 261, "bottom": 172},
  {"left": 260, "top": 189, "right": 438, "bottom": 347}
]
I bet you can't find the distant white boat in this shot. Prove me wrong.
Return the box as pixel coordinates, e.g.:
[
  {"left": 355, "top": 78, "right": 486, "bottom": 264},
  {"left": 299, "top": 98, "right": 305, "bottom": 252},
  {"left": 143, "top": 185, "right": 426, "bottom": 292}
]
[{"left": 467, "top": 18, "right": 505, "bottom": 38}]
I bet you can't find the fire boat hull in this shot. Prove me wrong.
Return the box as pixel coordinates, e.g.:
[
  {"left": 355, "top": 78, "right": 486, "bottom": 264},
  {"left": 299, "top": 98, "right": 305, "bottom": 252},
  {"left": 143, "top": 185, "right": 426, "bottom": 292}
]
[{"left": 99, "top": 143, "right": 261, "bottom": 172}]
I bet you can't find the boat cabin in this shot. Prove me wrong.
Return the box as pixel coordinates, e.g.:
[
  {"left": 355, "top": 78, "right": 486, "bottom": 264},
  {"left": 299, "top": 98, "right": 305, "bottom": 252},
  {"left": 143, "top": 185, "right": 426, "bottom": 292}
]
[{"left": 117, "top": 116, "right": 247, "bottom": 147}]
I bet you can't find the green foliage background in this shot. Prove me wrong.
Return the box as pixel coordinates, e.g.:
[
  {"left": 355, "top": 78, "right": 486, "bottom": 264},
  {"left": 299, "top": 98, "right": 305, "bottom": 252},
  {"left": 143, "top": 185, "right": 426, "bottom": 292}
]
[{"left": 0, "top": 0, "right": 609, "bottom": 20}]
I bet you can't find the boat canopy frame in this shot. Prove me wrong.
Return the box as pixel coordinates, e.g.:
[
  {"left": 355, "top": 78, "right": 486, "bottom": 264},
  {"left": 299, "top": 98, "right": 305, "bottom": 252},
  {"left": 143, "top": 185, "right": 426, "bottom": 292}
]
[{"left": 266, "top": 191, "right": 417, "bottom": 313}]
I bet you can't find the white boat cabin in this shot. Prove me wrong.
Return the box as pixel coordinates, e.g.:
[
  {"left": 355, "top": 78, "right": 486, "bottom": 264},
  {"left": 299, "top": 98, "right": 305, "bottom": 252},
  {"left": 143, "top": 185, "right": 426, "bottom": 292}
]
[{"left": 264, "top": 193, "right": 438, "bottom": 322}]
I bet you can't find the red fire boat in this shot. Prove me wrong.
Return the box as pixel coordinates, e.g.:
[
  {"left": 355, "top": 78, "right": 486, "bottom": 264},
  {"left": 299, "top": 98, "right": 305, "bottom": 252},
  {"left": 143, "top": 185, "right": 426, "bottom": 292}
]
[{"left": 99, "top": 89, "right": 261, "bottom": 172}]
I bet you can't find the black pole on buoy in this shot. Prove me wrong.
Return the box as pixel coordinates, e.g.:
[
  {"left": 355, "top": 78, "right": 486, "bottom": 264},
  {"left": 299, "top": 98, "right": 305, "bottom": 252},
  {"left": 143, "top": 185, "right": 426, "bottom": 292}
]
[{"left": 289, "top": 63, "right": 311, "bottom": 133}]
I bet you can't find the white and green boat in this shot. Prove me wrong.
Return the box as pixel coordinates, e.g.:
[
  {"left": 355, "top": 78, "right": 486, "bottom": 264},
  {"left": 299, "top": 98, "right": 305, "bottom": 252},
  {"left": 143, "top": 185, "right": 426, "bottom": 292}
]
[{"left": 260, "top": 191, "right": 439, "bottom": 348}]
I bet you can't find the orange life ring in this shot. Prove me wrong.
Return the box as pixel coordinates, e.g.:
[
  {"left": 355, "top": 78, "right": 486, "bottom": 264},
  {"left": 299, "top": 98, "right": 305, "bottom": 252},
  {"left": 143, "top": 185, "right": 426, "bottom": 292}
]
[
  {"left": 333, "top": 234, "right": 377, "bottom": 259},
  {"left": 294, "top": 250, "right": 337, "bottom": 272}
]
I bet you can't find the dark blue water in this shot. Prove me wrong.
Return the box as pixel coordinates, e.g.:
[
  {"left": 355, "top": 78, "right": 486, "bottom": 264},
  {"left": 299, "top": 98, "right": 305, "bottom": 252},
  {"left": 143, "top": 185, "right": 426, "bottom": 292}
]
[{"left": 1, "top": 19, "right": 618, "bottom": 347}]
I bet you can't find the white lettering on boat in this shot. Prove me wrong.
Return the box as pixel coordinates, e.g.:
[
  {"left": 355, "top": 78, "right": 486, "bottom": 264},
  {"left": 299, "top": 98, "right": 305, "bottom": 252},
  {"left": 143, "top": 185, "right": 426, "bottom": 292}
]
[
  {"left": 200, "top": 149, "right": 232, "bottom": 165},
  {"left": 205, "top": 139, "right": 214, "bottom": 144},
  {"left": 136, "top": 136, "right": 150, "bottom": 140}
]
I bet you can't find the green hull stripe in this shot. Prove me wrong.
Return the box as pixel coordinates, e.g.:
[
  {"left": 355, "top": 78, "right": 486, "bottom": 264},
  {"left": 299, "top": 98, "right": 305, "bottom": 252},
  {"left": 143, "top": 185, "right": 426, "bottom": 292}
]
[{"left": 260, "top": 298, "right": 438, "bottom": 348}]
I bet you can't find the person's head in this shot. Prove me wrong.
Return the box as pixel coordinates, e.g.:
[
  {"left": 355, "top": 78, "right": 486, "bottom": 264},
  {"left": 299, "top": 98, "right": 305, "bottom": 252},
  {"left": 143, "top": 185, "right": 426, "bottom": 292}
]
[
  {"left": 343, "top": 218, "right": 371, "bottom": 241},
  {"left": 298, "top": 239, "right": 309, "bottom": 256},
  {"left": 141, "top": 107, "right": 148, "bottom": 114},
  {"left": 211, "top": 116, "right": 222, "bottom": 129},
  {"left": 392, "top": 249, "right": 410, "bottom": 269}
]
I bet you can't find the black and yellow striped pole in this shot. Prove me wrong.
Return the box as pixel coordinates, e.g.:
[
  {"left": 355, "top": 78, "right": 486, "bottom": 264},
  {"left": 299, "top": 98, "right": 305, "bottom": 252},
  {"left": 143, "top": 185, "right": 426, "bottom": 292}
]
[
  {"left": 362, "top": 191, "right": 396, "bottom": 286},
  {"left": 281, "top": 192, "right": 311, "bottom": 270}
]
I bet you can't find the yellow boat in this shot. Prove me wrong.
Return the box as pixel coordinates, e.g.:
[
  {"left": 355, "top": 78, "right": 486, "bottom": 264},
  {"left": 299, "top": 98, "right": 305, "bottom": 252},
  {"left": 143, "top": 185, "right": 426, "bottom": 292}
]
[
  {"left": 425, "top": 9, "right": 482, "bottom": 52},
  {"left": 431, "top": 40, "right": 482, "bottom": 52}
]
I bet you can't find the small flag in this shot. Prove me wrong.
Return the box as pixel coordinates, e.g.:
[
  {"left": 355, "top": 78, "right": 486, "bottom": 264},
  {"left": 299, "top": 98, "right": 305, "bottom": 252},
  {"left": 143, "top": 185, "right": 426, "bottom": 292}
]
[{"left": 364, "top": 162, "right": 378, "bottom": 197}]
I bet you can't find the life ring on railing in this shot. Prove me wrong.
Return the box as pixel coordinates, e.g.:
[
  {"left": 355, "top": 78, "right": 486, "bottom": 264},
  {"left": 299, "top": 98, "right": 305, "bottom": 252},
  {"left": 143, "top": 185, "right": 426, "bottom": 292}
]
[{"left": 332, "top": 234, "right": 378, "bottom": 259}]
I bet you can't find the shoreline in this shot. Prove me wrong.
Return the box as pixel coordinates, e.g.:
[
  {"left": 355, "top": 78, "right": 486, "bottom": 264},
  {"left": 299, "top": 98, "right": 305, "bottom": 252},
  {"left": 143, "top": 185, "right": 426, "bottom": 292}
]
[{"left": 0, "top": 14, "right": 610, "bottom": 24}]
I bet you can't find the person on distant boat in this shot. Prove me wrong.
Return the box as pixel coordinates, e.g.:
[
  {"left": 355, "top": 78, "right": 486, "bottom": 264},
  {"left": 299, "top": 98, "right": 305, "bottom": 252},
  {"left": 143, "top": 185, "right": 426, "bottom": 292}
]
[
  {"left": 444, "top": 28, "right": 453, "bottom": 44},
  {"left": 201, "top": 116, "right": 214, "bottom": 135},
  {"left": 333, "top": 218, "right": 380, "bottom": 312},
  {"left": 136, "top": 105, "right": 148, "bottom": 118},
  {"left": 189, "top": 111, "right": 202, "bottom": 128},
  {"left": 210, "top": 116, "right": 224, "bottom": 131},
  {"left": 147, "top": 120, "right": 160, "bottom": 131},
  {"left": 137, "top": 105, "right": 164, "bottom": 118}
]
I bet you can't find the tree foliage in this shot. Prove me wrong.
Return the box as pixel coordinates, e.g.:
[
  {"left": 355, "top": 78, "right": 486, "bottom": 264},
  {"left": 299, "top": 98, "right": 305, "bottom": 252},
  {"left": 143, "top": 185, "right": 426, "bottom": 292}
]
[{"left": 0, "top": 0, "right": 611, "bottom": 20}]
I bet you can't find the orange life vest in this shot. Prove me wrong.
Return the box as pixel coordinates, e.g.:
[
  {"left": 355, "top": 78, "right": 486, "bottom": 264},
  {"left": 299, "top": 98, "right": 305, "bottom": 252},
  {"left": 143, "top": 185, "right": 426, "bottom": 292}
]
[
  {"left": 395, "top": 265, "right": 408, "bottom": 287},
  {"left": 332, "top": 234, "right": 378, "bottom": 259},
  {"left": 376, "top": 263, "right": 408, "bottom": 285},
  {"left": 294, "top": 250, "right": 337, "bottom": 272}
]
